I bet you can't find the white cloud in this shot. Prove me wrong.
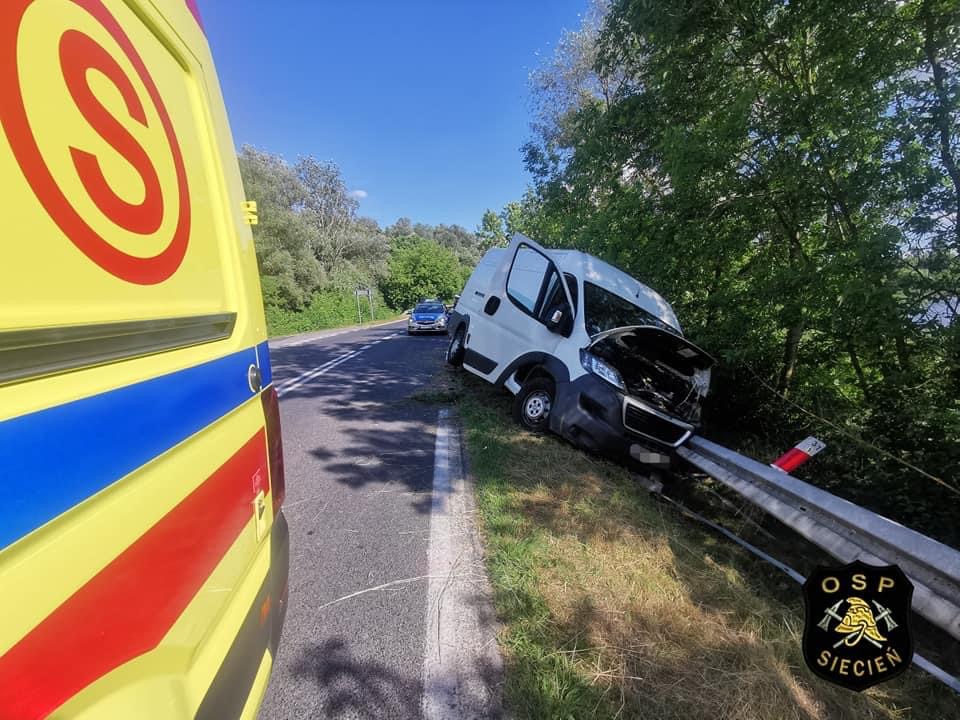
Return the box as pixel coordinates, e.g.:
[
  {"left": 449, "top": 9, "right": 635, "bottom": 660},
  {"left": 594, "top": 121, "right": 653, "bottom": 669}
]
[{"left": 349, "top": 189, "right": 368, "bottom": 200}]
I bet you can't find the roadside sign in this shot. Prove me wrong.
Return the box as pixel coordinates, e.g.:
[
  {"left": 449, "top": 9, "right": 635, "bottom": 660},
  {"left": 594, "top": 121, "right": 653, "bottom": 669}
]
[{"left": 354, "top": 287, "right": 374, "bottom": 322}]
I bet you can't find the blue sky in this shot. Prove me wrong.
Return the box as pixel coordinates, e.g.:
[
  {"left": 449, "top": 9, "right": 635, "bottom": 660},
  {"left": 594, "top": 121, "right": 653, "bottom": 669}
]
[{"left": 200, "top": 1, "right": 587, "bottom": 232}]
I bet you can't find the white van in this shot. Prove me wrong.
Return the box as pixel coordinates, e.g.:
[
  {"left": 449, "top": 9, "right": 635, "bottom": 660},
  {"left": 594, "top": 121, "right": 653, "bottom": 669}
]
[{"left": 446, "top": 234, "right": 713, "bottom": 467}]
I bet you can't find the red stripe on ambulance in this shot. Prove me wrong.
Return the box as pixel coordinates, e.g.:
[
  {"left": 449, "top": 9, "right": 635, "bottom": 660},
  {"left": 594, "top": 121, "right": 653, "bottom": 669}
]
[{"left": 0, "top": 431, "right": 268, "bottom": 719}]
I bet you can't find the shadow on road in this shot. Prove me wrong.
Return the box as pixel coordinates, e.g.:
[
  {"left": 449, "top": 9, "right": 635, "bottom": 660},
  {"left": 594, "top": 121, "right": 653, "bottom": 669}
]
[
  {"left": 278, "top": 333, "right": 452, "bottom": 515},
  {"left": 289, "top": 638, "right": 420, "bottom": 719},
  {"left": 262, "top": 332, "right": 505, "bottom": 720},
  {"left": 288, "top": 635, "right": 504, "bottom": 719}
]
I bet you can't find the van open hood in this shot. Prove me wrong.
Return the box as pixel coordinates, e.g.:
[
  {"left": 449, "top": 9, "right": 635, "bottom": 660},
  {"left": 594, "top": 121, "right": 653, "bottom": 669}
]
[
  {"left": 586, "top": 326, "right": 714, "bottom": 422},
  {"left": 588, "top": 326, "right": 714, "bottom": 370}
]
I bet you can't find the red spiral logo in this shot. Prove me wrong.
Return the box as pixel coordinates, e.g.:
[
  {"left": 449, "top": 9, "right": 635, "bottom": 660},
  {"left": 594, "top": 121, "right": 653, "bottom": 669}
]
[{"left": 0, "top": 0, "right": 191, "bottom": 285}]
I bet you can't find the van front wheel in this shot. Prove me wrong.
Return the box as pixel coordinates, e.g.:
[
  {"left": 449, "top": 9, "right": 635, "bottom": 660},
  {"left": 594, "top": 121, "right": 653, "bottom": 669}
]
[
  {"left": 446, "top": 327, "right": 465, "bottom": 367},
  {"left": 513, "top": 377, "right": 555, "bottom": 434}
]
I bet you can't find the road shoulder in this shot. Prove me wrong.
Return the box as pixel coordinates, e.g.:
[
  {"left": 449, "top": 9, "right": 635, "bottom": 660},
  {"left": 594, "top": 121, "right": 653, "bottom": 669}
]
[{"left": 422, "top": 408, "right": 505, "bottom": 720}]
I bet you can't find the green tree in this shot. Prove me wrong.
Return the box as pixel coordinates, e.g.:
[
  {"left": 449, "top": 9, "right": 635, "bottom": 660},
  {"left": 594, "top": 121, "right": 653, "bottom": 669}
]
[
  {"left": 478, "top": 209, "right": 506, "bottom": 252},
  {"left": 514, "top": 0, "right": 960, "bottom": 543},
  {"left": 239, "top": 146, "right": 392, "bottom": 312},
  {"left": 380, "top": 237, "right": 465, "bottom": 310},
  {"left": 386, "top": 218, "right": 483, "bottom": 266},
  {"left": 238, "top": 147, "right": 323, "bottom": 310}
]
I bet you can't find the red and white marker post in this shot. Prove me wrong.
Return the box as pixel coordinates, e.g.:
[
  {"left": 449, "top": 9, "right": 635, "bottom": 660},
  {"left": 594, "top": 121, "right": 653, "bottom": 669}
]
[{"left": 771, "top": 436, "right": 826, "bottom": 473}]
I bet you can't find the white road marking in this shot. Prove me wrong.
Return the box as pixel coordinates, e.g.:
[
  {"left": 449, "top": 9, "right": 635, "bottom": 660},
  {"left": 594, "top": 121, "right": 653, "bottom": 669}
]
[
  {"left": 274, "top": 330, "right": 400, "bottom": 397},
  {"left": 421, "top": 409, "right": 503, "bottom": 720},
  {"left": 275, "top": 351, "right": 360, "bottom": 397},
  {"left": 269, "top": 319, "right": 406, "bottom": 349},
  {"left": 273, "top": 324, "right": 432, "bottom": 397},
  {"left": 282, "top": 329, "right": 351, "bottom": 348}
]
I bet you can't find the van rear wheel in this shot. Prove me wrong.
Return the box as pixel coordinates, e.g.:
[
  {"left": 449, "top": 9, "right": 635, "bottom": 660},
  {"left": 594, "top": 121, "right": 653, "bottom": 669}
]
[
  {"left": 513, "top": 377, "right": 555, "bottom": 434},
  {"left": 446, "top": 327, "right": 465, "bottom": 367}
]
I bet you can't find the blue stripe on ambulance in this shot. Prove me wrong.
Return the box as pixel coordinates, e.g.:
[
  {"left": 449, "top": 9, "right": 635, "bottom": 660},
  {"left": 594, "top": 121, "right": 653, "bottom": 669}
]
[
  {"left": 256, "top": 340, "right": 272, "bottom": 387},
  {"left": 1, "top": 347, "right": 260, "bottom": 551}
]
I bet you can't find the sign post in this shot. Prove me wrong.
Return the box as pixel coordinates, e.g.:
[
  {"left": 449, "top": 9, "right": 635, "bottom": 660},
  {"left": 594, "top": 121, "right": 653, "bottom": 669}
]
[
  {"left": 354, "top": 287, "right": 372, "bottom": 324},
  {"left": 771, "top": 437, "right": 826, "bottom": 473}
]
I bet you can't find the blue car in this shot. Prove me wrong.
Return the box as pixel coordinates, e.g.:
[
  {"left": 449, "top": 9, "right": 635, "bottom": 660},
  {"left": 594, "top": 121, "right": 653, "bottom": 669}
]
[{"left": 407, "top": 301, "right": 449, "bottom": 335}]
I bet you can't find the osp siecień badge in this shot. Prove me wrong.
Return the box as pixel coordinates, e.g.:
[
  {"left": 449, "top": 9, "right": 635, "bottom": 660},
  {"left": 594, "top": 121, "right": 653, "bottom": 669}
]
[{"left": 802, "top": 561, "right": 914, "bottom": 691}]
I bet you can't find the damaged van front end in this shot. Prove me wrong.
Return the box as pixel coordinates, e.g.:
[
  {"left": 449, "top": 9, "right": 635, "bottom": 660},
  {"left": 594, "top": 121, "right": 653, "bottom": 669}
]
[{"left": 552, "top": 326, "right": 714, "bottom": 467}]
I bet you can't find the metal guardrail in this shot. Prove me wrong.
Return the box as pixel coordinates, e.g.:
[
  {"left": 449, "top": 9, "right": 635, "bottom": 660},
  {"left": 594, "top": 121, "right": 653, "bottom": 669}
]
[{"left": 676, "top": 435, "right": 960, "bottom": 642}]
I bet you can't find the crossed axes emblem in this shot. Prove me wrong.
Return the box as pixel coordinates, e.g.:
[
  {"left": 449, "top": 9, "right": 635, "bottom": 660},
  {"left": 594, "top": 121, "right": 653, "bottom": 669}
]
[{"left": 818, "top": 598, "right": 898, "bottom": 649}]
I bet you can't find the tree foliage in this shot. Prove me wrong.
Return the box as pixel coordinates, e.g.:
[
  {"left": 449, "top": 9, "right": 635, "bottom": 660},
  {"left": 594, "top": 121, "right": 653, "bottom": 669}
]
[
  {"left": 239, "top": 146, "right": 482, "bottom": 332},
  {"left": 237, "top": 147, "right": 325, "bottom": 310},
  {"left": 380, "top": 237, "right": 465, "bottom": 310},
  {"left": 386, "top": 218, "right": 483, "bottom": 267},
  {"left": 515, "top": 0, "right": 960, "bottom": 544}
]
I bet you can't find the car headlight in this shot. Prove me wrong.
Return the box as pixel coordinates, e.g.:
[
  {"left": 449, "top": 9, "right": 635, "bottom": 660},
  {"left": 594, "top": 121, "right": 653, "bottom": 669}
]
[
  {"left": 580, "top": 350, "right": 626, "bottom": 392},
  {"left": 437, "top": 316, "right": 446, "bottom": 326}
]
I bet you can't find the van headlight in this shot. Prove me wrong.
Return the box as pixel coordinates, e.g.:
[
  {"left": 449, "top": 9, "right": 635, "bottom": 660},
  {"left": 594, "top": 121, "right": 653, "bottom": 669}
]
[
  {"left": 692, "top": 367, "right": 711, "bottom": 396},
  {"left": 580, "top": 350, "right": 626, "bottom": 392}
]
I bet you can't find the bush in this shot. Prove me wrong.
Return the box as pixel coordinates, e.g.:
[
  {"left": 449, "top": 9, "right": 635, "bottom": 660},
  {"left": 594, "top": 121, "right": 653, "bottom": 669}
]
[
  {"left": 265, "top": 288, "right": 396, "bottom": 336},
  {"left": 380, "top": 236, "right": 465, "bottom": 310}
]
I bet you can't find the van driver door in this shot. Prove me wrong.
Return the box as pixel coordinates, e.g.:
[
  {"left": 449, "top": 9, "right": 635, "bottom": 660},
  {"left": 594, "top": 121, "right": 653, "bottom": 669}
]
[{"left": 462, "top": 233, "right": 576, "bottom": 384}]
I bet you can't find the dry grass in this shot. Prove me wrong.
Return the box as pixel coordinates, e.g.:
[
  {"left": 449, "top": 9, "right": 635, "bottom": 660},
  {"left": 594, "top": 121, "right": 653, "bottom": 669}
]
[{"left": 451, "top": 370, "right": 959, "bottom": 720}]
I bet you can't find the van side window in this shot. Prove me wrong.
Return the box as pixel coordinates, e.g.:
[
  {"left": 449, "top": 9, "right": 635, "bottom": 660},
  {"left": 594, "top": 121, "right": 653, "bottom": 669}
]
[
  {"left": 539, "top": 271, "right": 577, "bottom": 335},
  {"left": 540, "top": 272, "right": 578, "bottom": 318},
  {"left": 506, "top": 245, "right": 551, "bottom": 314}
]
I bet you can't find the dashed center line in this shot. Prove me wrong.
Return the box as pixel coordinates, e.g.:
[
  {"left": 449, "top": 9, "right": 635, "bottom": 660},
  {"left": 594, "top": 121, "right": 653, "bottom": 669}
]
[
  {"left": 274, "top": 334, "right": 396, "bottom": 397},
  {"left": 270, "top": 319, "right": 406, "bottom": 349}
]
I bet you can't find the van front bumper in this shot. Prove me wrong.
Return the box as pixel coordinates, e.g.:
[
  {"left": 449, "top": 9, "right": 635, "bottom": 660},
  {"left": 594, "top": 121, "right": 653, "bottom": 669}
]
[{"left": 550, "top": 374, "right": 687, "bottom": 467}]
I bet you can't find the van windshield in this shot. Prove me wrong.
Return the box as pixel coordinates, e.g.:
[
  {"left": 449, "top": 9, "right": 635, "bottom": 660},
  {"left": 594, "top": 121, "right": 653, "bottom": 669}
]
[{"left": 584, "top": 282, "right": 678, "bottom": 337}]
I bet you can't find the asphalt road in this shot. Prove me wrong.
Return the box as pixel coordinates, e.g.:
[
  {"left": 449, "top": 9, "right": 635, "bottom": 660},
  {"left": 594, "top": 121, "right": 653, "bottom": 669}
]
[{"left": 259, "top": 321, "right": 501, "bottom": 720}]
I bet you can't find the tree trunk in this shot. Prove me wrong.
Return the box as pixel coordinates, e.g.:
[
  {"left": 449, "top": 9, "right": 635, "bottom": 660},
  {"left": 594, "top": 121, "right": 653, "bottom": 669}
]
[
  {"left": 777, "top": 318, "right": 805, "bottom": 396},
  {"left": 704, "top": 259, "right": 723, "bottom": 327},
  {"left": 922, "top": 0, "right": 960, "bottom": 247},
  {"left": 847, "top": 340, "right": 871, "bottom": 399},
  {"left": 895, "top": 331, "right": 911, "bottom": 375}
]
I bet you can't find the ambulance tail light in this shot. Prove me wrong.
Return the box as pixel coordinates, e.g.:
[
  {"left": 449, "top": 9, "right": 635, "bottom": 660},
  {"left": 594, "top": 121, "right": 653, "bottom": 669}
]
[{"left": 261, "top": 386, "right": 285, "bottom": 512}]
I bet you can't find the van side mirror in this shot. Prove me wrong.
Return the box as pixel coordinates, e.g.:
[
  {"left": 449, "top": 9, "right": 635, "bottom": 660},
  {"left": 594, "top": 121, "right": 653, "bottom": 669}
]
[{"left": 546, "top": 308, "right": 565, "bottom": 333}]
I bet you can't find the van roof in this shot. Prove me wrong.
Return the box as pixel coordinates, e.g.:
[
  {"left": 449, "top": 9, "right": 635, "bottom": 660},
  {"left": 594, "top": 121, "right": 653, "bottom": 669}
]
[{"left": 483, "top": 245, "right": 680, "bottom": 331}]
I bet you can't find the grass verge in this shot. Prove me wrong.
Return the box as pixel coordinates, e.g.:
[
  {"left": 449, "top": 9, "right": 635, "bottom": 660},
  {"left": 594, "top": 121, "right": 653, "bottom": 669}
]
[
  {"left": 268, "top": 314, "right": 403, "bottom": 341},
  {"left": 442, "top": 369, "right": 959, "bottom": 720}
]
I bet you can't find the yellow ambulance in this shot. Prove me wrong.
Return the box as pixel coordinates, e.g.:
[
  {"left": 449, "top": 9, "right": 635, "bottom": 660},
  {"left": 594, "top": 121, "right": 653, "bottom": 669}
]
[{"left": 0, "top": 1, "right": 288, "bottom": 717}]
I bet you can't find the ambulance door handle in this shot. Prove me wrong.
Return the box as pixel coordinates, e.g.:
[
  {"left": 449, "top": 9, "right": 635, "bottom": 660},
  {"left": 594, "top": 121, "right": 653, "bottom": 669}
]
[{"left": 248, "top": 364, "right": 262, "bottom": 393}]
